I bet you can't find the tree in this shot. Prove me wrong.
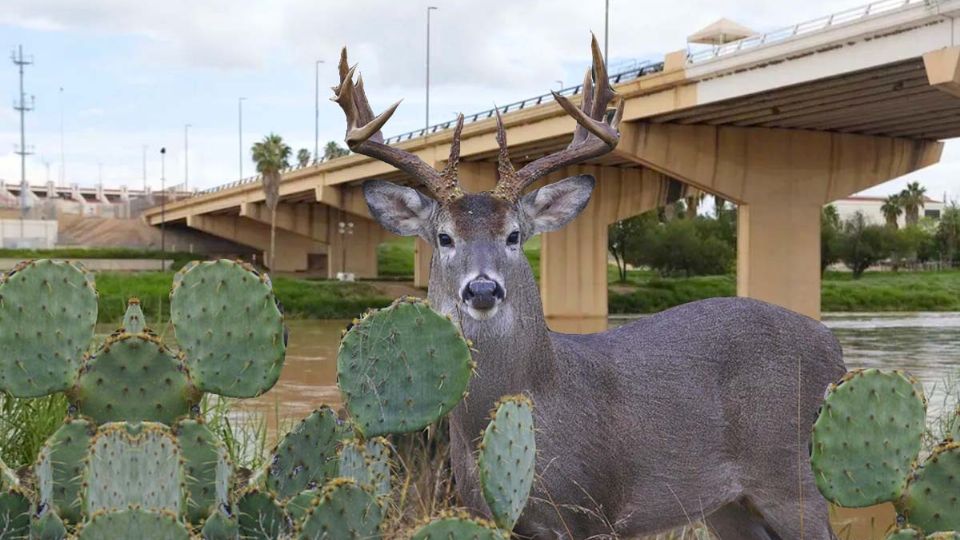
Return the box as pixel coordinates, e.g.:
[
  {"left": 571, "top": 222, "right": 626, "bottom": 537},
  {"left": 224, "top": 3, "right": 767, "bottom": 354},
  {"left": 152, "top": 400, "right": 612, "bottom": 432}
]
[
  {"left": 296, "top": 148, "right": 311, "bottom": 168},
  {"left": 323, "top": 141, "right": 349, "bottom": 161},
  {"left": 821, "top": 205, "right": 842, "bottom": 274},
  {"left": 880, "top": 194, "right": 903, "bottom": 229},
  {"left": 900, "top": 181, "right": 927, "bottom": 226},
  {"left": 251, "top": 134, "right": 292, "bottom": 271},
  {"left": 646, "top": 217, "right": 734, "bottom": 277},
  {"left": 936, "top": 203, "right": 960, "bottom": 264},
  {"left": 608, "top": 213, "right": 658, "bottom": 282},
  {"left": 839, "top": 211, "right": 892, "bottom": 278}
]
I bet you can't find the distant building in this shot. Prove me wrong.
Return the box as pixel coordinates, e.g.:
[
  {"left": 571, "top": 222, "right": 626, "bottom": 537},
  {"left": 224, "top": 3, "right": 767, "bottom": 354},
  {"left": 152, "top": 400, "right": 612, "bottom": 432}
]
[{"left": 831, "top": 195, "right": 944, "bottom": 227}]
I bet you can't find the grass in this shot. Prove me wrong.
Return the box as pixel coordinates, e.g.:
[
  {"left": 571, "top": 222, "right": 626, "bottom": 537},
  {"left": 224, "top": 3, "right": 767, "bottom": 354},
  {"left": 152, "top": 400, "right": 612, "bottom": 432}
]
[
  {"left": 0, "top": 247, "right": 196, "bottom": 270},
  {"left": 93, "top": 271, "right": 393, "bottom": 325},
  {"left": 378, "top": 238, "right": 416, "bottom": 277}
]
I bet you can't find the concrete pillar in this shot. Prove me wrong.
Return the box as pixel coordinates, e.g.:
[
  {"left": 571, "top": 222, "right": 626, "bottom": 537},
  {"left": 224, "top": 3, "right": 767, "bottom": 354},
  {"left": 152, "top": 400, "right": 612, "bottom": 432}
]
[
  {"left": 414, "top": 239, "right": 432, "bottom": 288},
  {"left": 186, "top": 214, "right": 321, "bottom": 273},
  {"left": 326, "top": 212, "right": 382, "bottom": 279}
]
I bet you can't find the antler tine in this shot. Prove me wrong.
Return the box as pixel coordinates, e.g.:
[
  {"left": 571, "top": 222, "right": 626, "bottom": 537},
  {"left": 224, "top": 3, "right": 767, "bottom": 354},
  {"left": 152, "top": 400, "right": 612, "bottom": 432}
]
[
  {"left": 438, "top": 115, "right": 466, "bottom": 200},
  {"left": 492, "top": 35, "right": 623, "bottom": 201},
  {"left": 332, "top": 48, "right": 463, "bottom": 203}
]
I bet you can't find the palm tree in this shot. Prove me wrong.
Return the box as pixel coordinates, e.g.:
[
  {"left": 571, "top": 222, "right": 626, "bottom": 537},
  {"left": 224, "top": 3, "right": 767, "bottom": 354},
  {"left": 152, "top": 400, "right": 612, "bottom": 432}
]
[
  {"left": 323, "top": 141, "right": 350, "bottom": 161},
  {"left": 900, "top": 181, "right": 927, "bottom": 226},
  {"left": 251, "top": 134, "right": 291, "bottom": 271},
  {"left": 880, "top": 194, "right": 903, "bottom": 229},
  {"left": 296, "top": 148, "right": 311, "bottom": 168}
]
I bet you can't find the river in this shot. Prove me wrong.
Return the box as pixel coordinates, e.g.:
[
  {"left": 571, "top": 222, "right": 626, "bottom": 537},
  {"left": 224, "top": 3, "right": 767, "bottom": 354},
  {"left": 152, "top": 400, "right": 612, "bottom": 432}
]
[{"left": 239, "top": 312, "right": 960, "bottom": 425}]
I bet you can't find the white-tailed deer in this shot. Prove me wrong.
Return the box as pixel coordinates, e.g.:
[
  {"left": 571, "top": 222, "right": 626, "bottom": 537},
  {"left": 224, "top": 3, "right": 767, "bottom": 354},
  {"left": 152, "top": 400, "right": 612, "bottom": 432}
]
[{"left": 333, "top": 38, "right": 844, "bottom": 539}]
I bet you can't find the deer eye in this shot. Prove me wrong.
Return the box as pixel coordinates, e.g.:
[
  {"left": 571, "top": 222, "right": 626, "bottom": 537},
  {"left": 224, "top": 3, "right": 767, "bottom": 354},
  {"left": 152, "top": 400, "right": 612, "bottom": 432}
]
[
  {"left": 438, "top": 233, "right": 454, "bottom": 248},
  {"left": 506, "top": 231, "right": 520, "bottom": 246}
]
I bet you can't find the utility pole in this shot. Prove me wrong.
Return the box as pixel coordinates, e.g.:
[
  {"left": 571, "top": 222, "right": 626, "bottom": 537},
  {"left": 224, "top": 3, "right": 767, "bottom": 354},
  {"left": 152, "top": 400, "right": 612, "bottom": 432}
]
[
  {"left": 142, "top": 145, "right": 147, "bottom": 191},
  {"left": 315, "top": 60, "right": 323, "bottom": 162},
  {"left": 425, "top": 6, "right": 438, "bottom": 135},
  {"left": 238, "top": 97, "right": 246, "bottom": 180},
  {"left": 59, "top": 87, "right": 65, "bottom": 185},
  {"left": 184, "top": 124, "right": 191, "bottom": 191},
  {"left": 12, "top": 45, "right": 35, "bottom": 217},
  {"left": 160, "top": 147, "right": 167, "bottom": 270}
]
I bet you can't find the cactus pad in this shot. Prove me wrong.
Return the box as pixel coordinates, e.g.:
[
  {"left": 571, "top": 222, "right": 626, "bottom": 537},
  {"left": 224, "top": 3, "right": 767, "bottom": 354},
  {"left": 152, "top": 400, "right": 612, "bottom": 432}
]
[
  {"left": 295, "top": 478, "right": 381, "bottom": 540},
  {"left": 267, "top": 407, "right": 346, "bottom": 500},
  {"left": 887, "top": 529, "right": 924, "bottom": 540},
  {"left": 235, "top": 490, "right": 286, "bottom": 540},
  {"left": 925, "top": 534, "right": 960, "bottom": 540},
  {"left": 337, "top": 297, "right": 473, "bottom": 436},
  {"left": 810, "top": 369, "right": 926, "bottom": 507},
  {"left": 120, "top": 298, "right": 147, "bottom": 334},
  {"left": 170, "top": 259, "right": 285, "bottom": 398},
  {"left": 0, "top": 260, "right": 97, "bottom": 397},
  {"left": 36, "top": 417, "right": 95, "bottom": 523},
  {"left": 409, "top": 510, "right": 508, "bottom": 540},
  {"left": 284, "top": 489, "right": 318, "bottom": 525},
  {"left": 83, "top": 423, "right": 184, "bottom": 516},
  {"left": 73, "top": 334, "right": 198, "bottom": 424},
  {"left": 199, "top": 506, "right": 240, "bottom": 540},
  {"left": 173, "top": 418, "right": 231, "bottom": 524},
  {"left": 30, "top": 505, "right": 67, "bottom": 540},
  {"left": 0, "top": 489, "right": 31, "bottom": 539},
  {"left": 75, "top": 508, "right": 190, "bottom": 540},
  {"left": 903, "top": 441, "right": 960, "bottom": 533},
  {"left": 478, "top": 395, "right": 536, "bottom": 530},
  {"left": 337, "top": 437, "right": 391, "bottom": 500}
]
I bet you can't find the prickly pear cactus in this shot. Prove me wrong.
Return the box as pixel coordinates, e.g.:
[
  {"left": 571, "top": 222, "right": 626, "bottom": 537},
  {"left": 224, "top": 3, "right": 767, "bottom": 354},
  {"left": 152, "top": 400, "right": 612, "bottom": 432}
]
[
  {"left": 295, "top": 478, "right": 382, "bottom": 540},
  {"left": 284, "top": 489, "right": 318, "bottom": 525},
  {"left": 267, "top": 407, "right": 346, "bottom": 500},
  {"left": 0, "top": 260, "right": 97, "bottom": 397},
  {"left": 902, "top": 441, "right": 960, "bottom": 533},
  {"left": 337, "top": 437, "right": 391, "bottom": 500},
  {"left": 409, "top": 510, "right": 508, "bottom": 540},
  {"left": 478, "top": 395, "right": 536, "bottom": 531},
  {"left": 121, "top": 298, "right": 146, "bottom": 334},
  {"left": 235, "top": 490, "right": 286, "bottom": 540},
  {"left": 199, "top": 506, "right": 240, "bottom": 540},
  {"left": 337, "top": 297, "right": 474, "bottom": 437},
  {"left": 926, "top": 534, "right": 960, "bottom": 539},
  {"left": 173, "top": 418, "right": 231, "bottom": 524},
  {"left": 83, "top": 423, "right": 184, "bottom": 516},
  {"left": 30, "top": 505, "right": 67, "bottom": 540},
  {"left": 170, "top": 259, "right": 285, "bottom": 398},
  {"left": 0, "top": 459, "right": 16, "bottom": 493},
  {"left": 73, "top": 333, "right": 198, "bottom": 424},
  {"left": 0, "top": 488, "right": 31, "bottom": 539},
  {"left": 35, "top": 417, "right": 95, "bottom": 523},
  {"left": 74, "top": 508, "right": 191, "bottom": 540},
  {"left": 887, "top": 529, "right": 924, "bottom": 540},
  {"left": 810, "top": 369, "right": 926, "bottom": 507}
]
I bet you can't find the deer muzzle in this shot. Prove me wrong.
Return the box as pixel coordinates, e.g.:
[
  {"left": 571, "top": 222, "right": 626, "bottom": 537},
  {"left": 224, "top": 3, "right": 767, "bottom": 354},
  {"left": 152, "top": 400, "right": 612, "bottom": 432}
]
[{"left": 462, "top": 276, "right": 505, "bottom": 312}]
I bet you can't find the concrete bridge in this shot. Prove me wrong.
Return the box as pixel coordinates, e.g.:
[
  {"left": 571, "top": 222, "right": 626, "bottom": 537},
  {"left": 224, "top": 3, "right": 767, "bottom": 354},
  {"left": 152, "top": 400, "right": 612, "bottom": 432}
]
[{"left": 143, "top": 0, "right": 960, "bottom": 332}]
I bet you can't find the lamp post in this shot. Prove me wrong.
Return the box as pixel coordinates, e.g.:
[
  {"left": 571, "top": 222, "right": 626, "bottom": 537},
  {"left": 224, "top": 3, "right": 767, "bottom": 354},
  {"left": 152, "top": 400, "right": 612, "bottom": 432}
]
[
  {"left": 59, "top": 86, "right": 65, "bottom": 185},
  {"left": 604, "top": 0, "right": 610, "bottom": 68},
  {"left": 338, "top": 220, "right": 354, "bottom": 278},
  {"left": 184, "top": 124, "right": 191, "bottom": 191},
  {"left": 556, "top": 80, "right": 564, "bottom": 91},
  {"left": 160, "top": 147, "right": 166, "bottom": 271},
  {"left": 315, "top": 60, "right": 324, "bottom": 162},
  {"left": 238, "top": 97, "right": 246, "bottom": 181},
  {"left": 425, "top": 6, "right": 438, "bottom": 135}
]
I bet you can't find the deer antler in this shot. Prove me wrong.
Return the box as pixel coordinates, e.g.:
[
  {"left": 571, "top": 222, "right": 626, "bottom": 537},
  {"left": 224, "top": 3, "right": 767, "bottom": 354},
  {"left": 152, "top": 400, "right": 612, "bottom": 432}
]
[
  {"left": 331, "top": 48, "right": 464, "bottom": 204},
  {"left": 492, "top": 35, "right": 624, "bottom": 202}
]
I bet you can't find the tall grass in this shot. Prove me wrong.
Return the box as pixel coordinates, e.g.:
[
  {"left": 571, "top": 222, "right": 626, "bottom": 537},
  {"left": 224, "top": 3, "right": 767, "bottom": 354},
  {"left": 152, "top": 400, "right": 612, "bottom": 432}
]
[{"left": 0, "top": 393, "right": 69, "bottom": 468}]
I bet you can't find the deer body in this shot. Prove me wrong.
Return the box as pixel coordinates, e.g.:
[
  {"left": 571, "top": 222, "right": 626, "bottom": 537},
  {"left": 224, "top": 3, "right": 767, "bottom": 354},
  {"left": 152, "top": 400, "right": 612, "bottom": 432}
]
[{"left": 333, "top": 38, "right": 843, "bottom": 539}]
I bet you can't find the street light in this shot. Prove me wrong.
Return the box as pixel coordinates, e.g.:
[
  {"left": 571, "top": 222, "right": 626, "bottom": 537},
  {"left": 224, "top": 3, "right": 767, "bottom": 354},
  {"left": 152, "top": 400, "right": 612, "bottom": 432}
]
[
  {"left": 59, "top": 86, "right": 65, "bottom": 185},
  {"left": 238, "top": 97, "right": 246, "bottom": 181},
  {"left": 184, "top": 124, "right": 192, "bottom": 191},
  {"left": 425, "top": 6, "right": 438, "bottom": 135},
  {"left": 160, "top": 147, "right": 166, "bottom": 271},
  {"left": 315, "top": 60, "right": 324, "bottom": 162},
  {"left": 604, "top": 0, "right": 610, "bottom": 69},
  {"left": 338, "top": 220, "right": 354, "bottom": 279},
  {"left": 556, "top": 80, "right": 564, "bottom": 91}
]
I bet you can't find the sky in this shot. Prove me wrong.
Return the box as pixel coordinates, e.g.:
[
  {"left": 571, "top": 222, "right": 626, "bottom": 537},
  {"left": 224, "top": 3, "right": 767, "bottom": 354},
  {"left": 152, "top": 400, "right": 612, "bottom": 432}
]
[{"left": 0, "top": 0, "right": 957, "bottom": 201}]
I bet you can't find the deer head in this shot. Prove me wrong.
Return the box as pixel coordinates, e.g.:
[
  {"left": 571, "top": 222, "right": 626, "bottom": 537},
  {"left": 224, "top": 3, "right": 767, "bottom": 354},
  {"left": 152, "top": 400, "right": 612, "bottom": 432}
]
[{"left": 333, "top": 36, "right": 623, "bottom": 323}]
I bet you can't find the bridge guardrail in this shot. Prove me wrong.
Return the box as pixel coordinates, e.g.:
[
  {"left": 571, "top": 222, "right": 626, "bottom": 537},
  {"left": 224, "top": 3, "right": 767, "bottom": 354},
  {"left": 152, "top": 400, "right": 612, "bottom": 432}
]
[{"left": 686, "top": 0, "right": 929, "bottom": 64}]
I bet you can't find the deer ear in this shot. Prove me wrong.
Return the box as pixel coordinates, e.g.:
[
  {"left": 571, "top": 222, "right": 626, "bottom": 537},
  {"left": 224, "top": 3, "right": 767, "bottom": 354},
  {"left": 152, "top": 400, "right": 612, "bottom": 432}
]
[
  {"left": 363, "top": 180, "right": 437, "bottom": 237},
  {"left": 520, "top": 175, "right": 595, "bottom": 235}
]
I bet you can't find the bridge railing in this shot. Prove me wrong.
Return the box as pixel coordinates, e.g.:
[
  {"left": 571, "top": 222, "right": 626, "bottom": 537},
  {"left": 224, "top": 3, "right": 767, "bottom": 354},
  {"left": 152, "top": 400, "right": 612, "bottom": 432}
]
[
  {"left": 188, "top": 60, "right": 665, "bottom": 199},
  {"left": 687, "top": 0, "right": 929, "bottom": 64}
]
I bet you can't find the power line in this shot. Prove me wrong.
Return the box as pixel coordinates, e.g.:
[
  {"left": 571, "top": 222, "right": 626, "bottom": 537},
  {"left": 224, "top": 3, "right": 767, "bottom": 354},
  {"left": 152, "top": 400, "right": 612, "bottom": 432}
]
[{"left": 11, "top": 45, "right": 35, "bottom": 217}]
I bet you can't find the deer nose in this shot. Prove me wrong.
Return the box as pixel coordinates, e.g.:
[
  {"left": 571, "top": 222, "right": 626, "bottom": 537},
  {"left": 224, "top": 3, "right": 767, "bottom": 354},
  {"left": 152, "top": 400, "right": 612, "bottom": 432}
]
[{"left": 462, "top": 277, "right": 505, "bottom": 310}]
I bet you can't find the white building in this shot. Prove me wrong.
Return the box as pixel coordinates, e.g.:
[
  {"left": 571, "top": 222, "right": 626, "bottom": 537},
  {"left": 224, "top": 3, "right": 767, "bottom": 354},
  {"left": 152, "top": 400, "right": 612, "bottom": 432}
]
[{"left": 831, "top": 195, "right": 945, "bottom": 227}]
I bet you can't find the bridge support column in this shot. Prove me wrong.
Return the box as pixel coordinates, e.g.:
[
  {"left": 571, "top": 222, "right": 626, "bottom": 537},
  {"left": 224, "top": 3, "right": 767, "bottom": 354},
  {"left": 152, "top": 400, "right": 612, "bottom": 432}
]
[
  {"left": 326, "top": 215, "right": 383, "bottom": 280},
  {"left": 414, "top": 239, "right": 432, "bottom": 288},
  {"left": 186, "top": 214, "right": 322, "bottom": 273},
  {"left": 618, "top": 122, "right": 943, "bottom": 319}
]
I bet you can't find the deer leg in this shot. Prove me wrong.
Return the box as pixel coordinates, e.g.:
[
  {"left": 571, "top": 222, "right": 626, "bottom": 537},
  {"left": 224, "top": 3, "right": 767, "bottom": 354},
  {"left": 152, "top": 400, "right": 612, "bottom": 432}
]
[
  {"left": 705, "top": 500, "right": 778, "bottom": 540},
  {"left": 744, "top": 480, "right": 837, "bottom": 540}
]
